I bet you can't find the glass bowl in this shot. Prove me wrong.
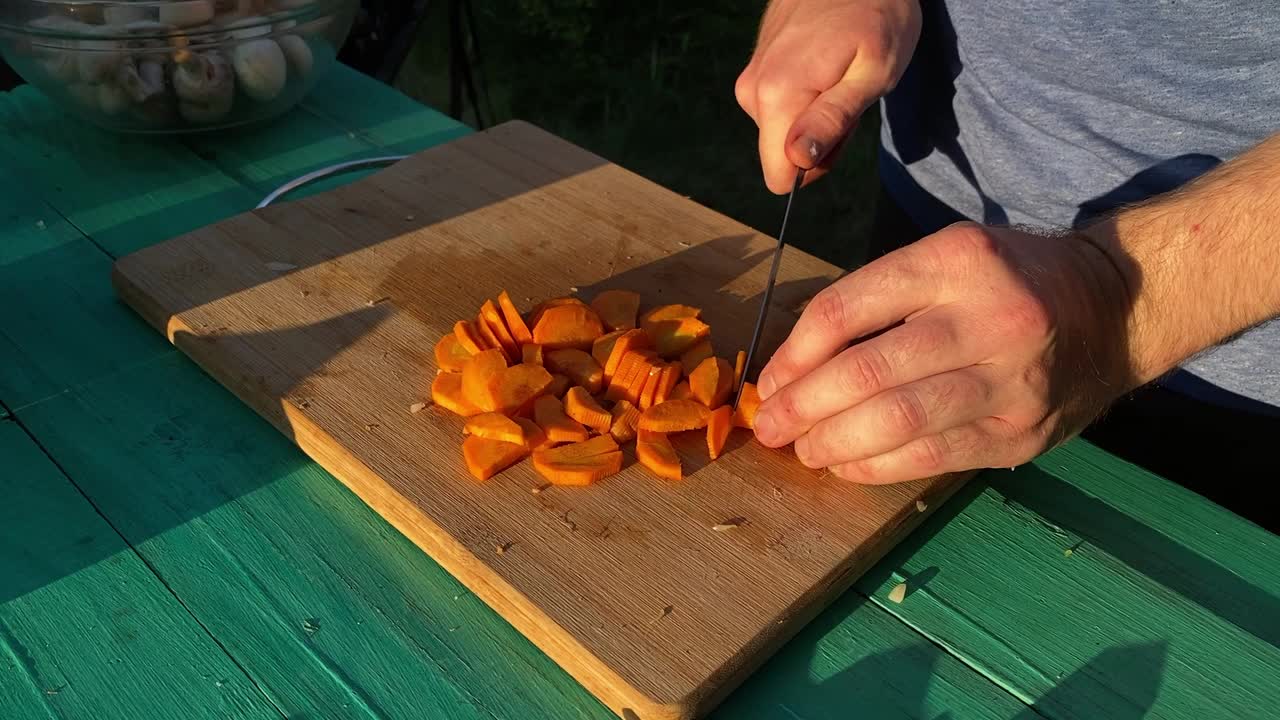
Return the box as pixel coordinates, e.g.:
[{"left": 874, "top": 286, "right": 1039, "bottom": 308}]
[{"left": 0, "top": 1, "right": 358, "bottom": 133}]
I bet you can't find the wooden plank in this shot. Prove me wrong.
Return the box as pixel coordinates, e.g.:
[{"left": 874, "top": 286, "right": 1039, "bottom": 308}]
[
  {"left": 855, "top": 441, "right": 1280, "bottom": 720},
  {"left": 16, "top": 352, "right": 1028, "bottom": 720},
  {"left": 0, "top": 420, "right": 283, "bottom": 720},
  {"left": 112, "top": 119, "right": 970, "bottom": 719}
]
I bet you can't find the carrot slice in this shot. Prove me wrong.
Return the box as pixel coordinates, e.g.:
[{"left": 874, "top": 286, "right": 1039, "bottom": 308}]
[
  {"left": 733, "top": 350, "right": 747, "bottom": 387},
  {"left": 461, "top": 435, "right": 528, "bottom": 481},
  {"left": 535, "top": 434, "right": 619, "bottom": 461},
  {"left": 461, "top": 349, "right": 507, "bottom": 412},
  {"left": 529, "top": 297, "right": 587, "bottom": 328},
  {"left": 606, "top": 350, "right": 647, "bottom": 402},
  {"left": 626, "top": 357, "right": 662, "bottom": 406},
  {"left": 464, "top": 412, "right": 525, "bottom": 445},
  {"left": 532, "top": 449, "right": 622, "bottom": 486},
  {"left": 498, "top": 290, "right": 534, "bottom": 344},
  {"left": 636, "top": 429, "right": 682, "bottom": 481},
  {"left": 434, "top": 333, "right": 473, "bottom": 373},
  {"left": 493, "top": 363, "right": 553, "bottom": 416},
  {"left": 654, "top": 361, "right": 682, "bottom": 405},
  {"left": 689, "top": 357, "right": 733, "bottom": 408},
  {"left": 639, "top": 363, "right": 665, "bottom": 410},
  {"left": 638, "top": 399, "right": 712, "bottom": 432},
  {"left": 545, "top": 348, "right": 604, "bottom": 394},
  {"left": 609, "top": 399, "right": 641, "bottom": 443},
  {"left": 432, "top": 372, "right": 482, "bottom": 416},
  {"left": 591, "top": 329, "right": 628, "bottom": 368},
  {"left": 733, "top": 382, "right": 760, "bottom": 429},
  {"left": 679, "top": 339, "right": 714, "bottom": 376},
  {"left": 590, "top": 289, "right": 641, "bottom": 331},
  {"left": 603, "top": 329, "right": 651, "bottom": 383},
  {"left": 649, "top": 316, "right": 712, "bottom": 358},
  {"left": 547, "top": 373, "right": 571, "bottom": 398},
  {"left": 454, "top": 319, "right": 488, "bottom": 354},
  {"left": 475, "top": 311, "right": 508, "bottom": 361},
  {"left": 522, "top": 343, "right": 544, "bottom": 366},
  {"left": 639, "top": 304, "right": 701, "bottom": 330},
  {"left": 706, "top": 405, "right": 733, "bottom": 460},
  {"left": 514, "top": 417, "right": 553, "bottom": 450},
  {"left": 481, "top": 299, "right": 520, "bottom": 361},
  {"left": 564, "top": 386, "right": 612, "bottom": 433},
  {"left": 532, "top": 304, "right": 604, "bottom": 351},
  {"left": 533, "top": 394, "right": 590, "bottom": 443},
  {"left": 669, "top": 380, "right": 693, "bottom": 401}
]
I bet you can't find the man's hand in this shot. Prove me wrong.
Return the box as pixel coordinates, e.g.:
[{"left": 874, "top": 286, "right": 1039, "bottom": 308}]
[
  {"left": 736, "top": 0, "right": 921, "bottom": 193},
  {"left": 752, "top": 222, "right": 1136, "bottom": 484}
]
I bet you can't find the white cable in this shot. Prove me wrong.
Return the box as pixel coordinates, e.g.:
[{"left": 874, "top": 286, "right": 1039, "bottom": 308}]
[{"left": 256, "top": 155, "right": 408, "bottom": 208}]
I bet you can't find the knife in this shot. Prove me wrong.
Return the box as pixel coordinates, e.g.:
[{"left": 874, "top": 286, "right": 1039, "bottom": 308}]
[{"left": 735, "top": 168, "right": 805, "bottom": 409}]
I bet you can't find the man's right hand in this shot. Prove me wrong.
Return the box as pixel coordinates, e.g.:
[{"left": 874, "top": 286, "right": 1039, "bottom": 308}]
[{"left": 735, "top": 0, "right": 922, "bottom": 193}]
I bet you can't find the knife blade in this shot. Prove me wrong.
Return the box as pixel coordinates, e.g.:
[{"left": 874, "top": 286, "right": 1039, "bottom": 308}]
[{"left": 735, "top": 168, "right": 805, "bottom": 409}]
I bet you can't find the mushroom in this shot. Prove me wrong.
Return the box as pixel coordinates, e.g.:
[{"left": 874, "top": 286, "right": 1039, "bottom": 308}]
[
  {"left": 76, "top": 28, "right": 125, "bottom": 85},
  {"left": 173, "top": 51, "right": 235, "bottom": 123},
  {"left": 159, "top": 1, "right": 216, "bottom": 28},
  {"left": 116, "top": 57, "right": 167, "bottom": 103},
  {"left": 231, "top": 38, "right": 286, "bottom": 102},
  {"left": 277, "top": 35, "right": 312, "bottom": 77},
  {"left": 97, "top": 82, "right": 130, "bottom": 115}
]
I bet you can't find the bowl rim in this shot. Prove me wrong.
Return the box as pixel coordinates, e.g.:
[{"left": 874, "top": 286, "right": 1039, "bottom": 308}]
[{"left": 0, "top": 0, "right": 349, "bottom": 39}]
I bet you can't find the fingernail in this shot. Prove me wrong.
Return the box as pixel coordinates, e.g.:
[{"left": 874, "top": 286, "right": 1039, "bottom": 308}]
[
  {"left": 753, "top": 410, "right": 777, "bottom": 445},
  {"left": 790, "top": 135, "right": 825, "bottom": 168},
  {"left": 757, "top": 371, "right": 777, "bottom": 400}
]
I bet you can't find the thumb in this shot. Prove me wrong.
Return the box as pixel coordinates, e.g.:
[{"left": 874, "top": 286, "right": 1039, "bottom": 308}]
[{"left": 785, "top": 70, "right": 884, "bottom": 169}]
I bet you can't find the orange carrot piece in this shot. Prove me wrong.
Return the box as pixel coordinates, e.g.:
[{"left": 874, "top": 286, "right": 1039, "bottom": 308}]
[
  {"left": 638, "top": 399, "right": 712, "bottom": 432},
  {"left": 522, "top": 343, "right": 544, "bottom": 366},
  {"left": 654, "top": 361, "right": 682, "bottom": 405},
  {"left": 454, "top": 319, "right": 488, "bottom": 354},
  {"left": 669, "top": 380, "right": 693, "bottom": 401},
  {"left": 461, "top": 435, "right": 529, "bottom": 481},
  {"left": 590, "top": 289, "right": 641, "bottom": 331},
  {"left": 649, "top": 316, "right": 712, "bottom": 358},
  {"left": 603, "top": 329, "right": 651, "bottom": 382},
  {"left": 733, "top": 382, "right": 761, "bottom": 429},
  {"left": 533, "top": 394, "right": 590, "bottom": 443},
  {"left": 498, "top": 290, "right": 534, "bottom": 344},
  {"left": 679, "top": 339, "right": 714, "bottom": 376},
  {"left": 636, "top": 429, "right": 682, "bottom": 481},
  {"left": 639, "top": 363, "right": 665, "bottom": 410},
  {"left": 564, "top": 386, "right": 612, "bottom": 433},
  {"left": 609, "top": 399, "right": 641, "bottom": 443},
  {"left": 733, "top": 350, "right": 747, "bottom": 387},
  {"left": 434, "top": 333, "right": 473, "bottom": 373},
  {"left": 535, "top": 434, "right": 619, "bottom": 461},
  {"left": 493, "top": 363, "right": 553, "bottom": 416},
  {"left": 432, "top": 372, "right": 482, "bottom": 416},
  {"left": 706, "top": 406, "right": 733, "bottom": 460},
  {"left": 475, "top": 311, "right": 508, "bottom": 361},
  {"left": 532, "top": 449, "right": 622, "bottom": 486},
  {"left": 606, "top": 350, "right": 646, "bottom": 402},
  {"left": 545, "top": 348, "right": 604, "bottom": 394},
  {"left": 689, "top": 357, "right": 733, "bottom": 408},
  {"left": 532, "top": 304, "right": 604, "bottom": 351},
  {"left": 481, "top": 299, "right": 520, "bottom": 361},
  {"left": 461, "top": 349, "right": 507, "bottom": 412},
  {"left": 464, "top": 412, "right": 525, "bottom": 445},
  {"left": 514, "top": 417, "right": 553, "bottom": 450},
  {"left": 626, "top": 358, "right": 661, "bottom": 406},
  {"left": 547, "top": 373, "right": 572, "bottom": 398},
  {"left": 639, "top": 303, "right": 701, "bottom": 330},
  {"left": 591, "top": 329, "right": 627, "bottom": 368},
  {"left": 529, "top": 297, "right": 587, "bottom": 329}
]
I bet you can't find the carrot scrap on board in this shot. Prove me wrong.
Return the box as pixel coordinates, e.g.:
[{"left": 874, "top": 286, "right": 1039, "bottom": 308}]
[
  {"left": 564, "top": 386, "right": 612, "bottom": 434},
  {"left": 733, "top": 382, "right": 760, "bottom": 429},
  {"left": 532, "top": 448, "right": 623, "bottom": 486},
  {"left": 636, "top": 429, "right": 681, "bottom": 481},
  {"left": 532, "top": 304, "right": 604, "bottom": 351},
  {"left": 529, "top": 297, "right": 586, "bottom": 328},
  {"left": 461, "top": 435, "right": 528, "bottom": 481},
  {"left": 474, "top": 311, "right": 509, "bottom": 361},
  {"left": 733, "top": 350, "right": 746, "bottom": 387},
  {"left": 689, "top": 357, "right": 733, "bottom": 409},
  {"left": 464, "top": 412, "right": 525, "bottom": 445},
  {"left": 461, "top": 349, "right": 507, "bottom": 412},
  {"left": 706, "top": 406, "right": 733, "bottom": 460},
  {"left": 432, "top": 372, "right": 482, "bottom": 417},
  {"left": 435, "top": 333, "right": 473, "bottom": 373},
  {"left": 590, "top": 289, "right": 641, "bottom": 331},
  {"left": 669, "top": 380, "right": 693, "bottom": 401},
  {"left": 498, "top": 290, "right": 534, "bottom": 344},
  {"left": 480, "top": 299, "right": 520, "bottom": 361},
  {"left": 603, "top": 329, "right": 651, "bottom": 383},
  {"left": 649, "top": 316, "right": 712, "bottom": 358},
  {"left": 493, "top": 363, "right": 553, "bottom": 416},
  {"left": 638, "top": 399, "right": 712, "bottom": 432},
  {"left": 654, "top": 362, "right": 682, "bottom": 405},
  {"left": 545, "top": 348, "right": 604, "bottom": 394},
  {"left": 609, "top": 399, "right": 641, "bottom": 443},
  {"left": 514, "top": 417, "right": 552, "bottom": 450},
  {"left": 453, "top": 319, "right": 488, "bottom": 354},
  {"left": 533, "top": 394, "right": 590, "bottom": 444}
]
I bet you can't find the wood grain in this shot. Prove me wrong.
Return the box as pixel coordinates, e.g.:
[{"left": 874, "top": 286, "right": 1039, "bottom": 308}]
[{"left": 112, "top": 120, "right": 970, "bottom": 719}]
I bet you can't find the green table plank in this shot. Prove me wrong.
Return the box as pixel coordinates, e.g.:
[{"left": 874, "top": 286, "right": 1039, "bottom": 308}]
[
  {"left": 15, "top": 351, "right": 1030, "bottom": 720},
  {"left": 0, "top": 420, "right": 283, "bottom": 720},
  {"left": 855, "top": 444, "right": 1280, "bottom": 720}
]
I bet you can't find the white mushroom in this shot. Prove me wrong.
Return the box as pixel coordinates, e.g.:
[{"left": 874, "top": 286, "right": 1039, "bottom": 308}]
[
  {"left": 231, "top": 38, "right": 286, "bottom": 102},
  {"left": 159, "top": 1, "right": 216, "bottom": 28},
  {"left": 97, "top": 82, "right": 130, "bottom": 115},
  {"left": 277, "top": 35, "right": 312, "bottom": 77},
  {"left": 76, "top": 29, "right": 125, "bottom": 85},
  {"left": 174, "top": 51, "right": 235, "bottom": 123},
  {"left": 116, "top": 58, "right": 167, "bottom": 103}
]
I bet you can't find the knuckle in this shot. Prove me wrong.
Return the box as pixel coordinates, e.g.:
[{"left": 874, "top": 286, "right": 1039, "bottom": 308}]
[
  {"left": 769, "top": 387, "right": 804, "bottom": 426},
  {"left": 734, "top": 69, "right": 755, "bottom": 109},
  {"left": 908, "top": 434, "right": 950, "bottom": 472},
  {"left": 794, "top": 434, "right": 826, "bottom": 469},
  {"left": 1000, "top": 298, "right": 1053, "bottom": 339},
  {"left": 808, "top": 287, "right": 850, "bottom": 335},
  {"left": 755, "top": 72, "right": 791, "bottom": 109},
  {"left": 836, "top": 346, "right": 890, "bottom": 398},
  {"left": 807, "top": 96, "right": 858, "bottom": 136},
  {"left": 881, "top": 389, "right": 928, "bottom": 435}
]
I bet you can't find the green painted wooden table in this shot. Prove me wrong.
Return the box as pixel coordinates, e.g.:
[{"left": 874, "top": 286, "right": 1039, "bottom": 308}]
[{"left": 1, "top": 66, "right": 1277, "bottom": 720}]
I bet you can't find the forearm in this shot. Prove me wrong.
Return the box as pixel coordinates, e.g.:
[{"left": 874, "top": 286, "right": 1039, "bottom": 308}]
[{"left": 1083, "top": 132, "right": 1280, "bottom": 388}]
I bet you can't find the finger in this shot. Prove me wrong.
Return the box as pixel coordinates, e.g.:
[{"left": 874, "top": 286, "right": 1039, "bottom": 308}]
[
  {"left": 757, "top": 248, "right": 934, "bottom": 400},
  {"left": 784, "top": 69, "right": 881, "bottom": 170},
  {"left": 756, "top": 81, "right": 816, "bottom": 193},
  {"left": 829, "top": 423, "right": 997, "bottom": 485},
  {"left": 792, "top": 368, "right": 994, "bottom": 467}
]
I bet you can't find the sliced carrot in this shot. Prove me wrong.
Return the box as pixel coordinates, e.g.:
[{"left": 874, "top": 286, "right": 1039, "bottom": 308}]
[
  {"left": 733, "top": 382, "right": 760, "bottom": 429},
  {"left": 454, "top": 319, "right": 488, "bottom": 354},
  {"left": 669, "top": 380, "right": 693, "bottom": 401},
  {"left": 532, "top": 304, "right": 604, "bottom": 351},
  {"left": 432, "top": 372, "right": 482, "bottom": 416},
  {"left": 461, "top": 435, "right": 528, "bottom": 481},
  {"left": 590, "top": 289, "right": 641, "bottom": 331},
  {"left": 514, "top": 417, "right": 553, "bottom": 450},
  {"left": 493, "top": 363, "right": 553, "bottom": 416},
  {"left": 522, "top": 343, "right": 544, "bottom": 366},
  {"left": 638, "top": 399, "right": 712, "bottom": 432},
  {"left": 689, "top": 357, "right": 733, "bottom": 408},
  {"left": 533, "top": 394, "right": 590, "bottom": 443},
  {"left": 639, "top": 303, "right": 701, "bottom": 331},
  {"left": 461, "top": 348, "right": 507, "bottom": 412},
  {"left": 654, "top": 361, "right": 682, "bottom": 405},
  {"left": 609, "top": 399, "right": 641, "bottom": 443},
  {"left": 733, "top": 350, "right": 747, "bottom": 387},
  {"left": 603, "top": 329, "right": 651, "bottom": 383},
  {"left": 464, "top": 412, "right": 525, "bottom": 445},
  {"left": 547, "top": 373, "right": 571, "bottom": 398},
  {"left": 638, "top": 363, "right": 665, "bottom": 410},
  {"left": 626, "top": 357, "right": 662, "bottom": 406},
  {"left": 679, "top": 339, "right": 714, "bottom": 376},
  {"left": 706, "top": 405, "right": 733, "bottom": 460},
  {"left": 481, "top": 299, "right": 520, "bottom": 361},
  {"left": 606, "top": 350, "right": 646, "bottom": 402},
  {"left": 498, "top": 290, "right": 534, "bottom": 344},
  {"left": 529, "top": 297, "right": 587, "bottom": 328},
  {"left": 534, "top": 434, "right": 619, "bottom": 461},
  {"left": 434, "top": 333, "right": 473, "bottom": 373},
  {"left": 564, "top": 386, "right": 612, "bottom": 433},
  {"left": 636, "top": 429, "right": 681, "bottom": 481},
  {"left": 475, "top": 311, "right": 508, "bottom": 361},
  {"left": 532, "top": 449, "right": 622, "bottom": 486},
  {"left": 591, "top": 329, "right": 628, "bottom": 368},
  {"left": 649, "top": 316, "right": 712, "bottom": 358},
  {"left": 545, "top": 348, "right": 604, "bottom": 394}
]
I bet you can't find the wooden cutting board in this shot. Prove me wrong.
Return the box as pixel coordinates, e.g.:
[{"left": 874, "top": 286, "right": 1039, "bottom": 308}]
[{"left": 112, "top": 120, "right": 971, "bottom": 720}]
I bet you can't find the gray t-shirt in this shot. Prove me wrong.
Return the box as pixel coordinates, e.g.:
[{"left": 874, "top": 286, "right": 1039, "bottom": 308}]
[{"left": 878, "top": 0, "right": 1280, "bottom": 414}]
